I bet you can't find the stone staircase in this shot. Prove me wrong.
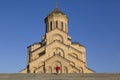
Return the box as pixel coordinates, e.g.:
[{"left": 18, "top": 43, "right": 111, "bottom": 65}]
[{"left": 0, "top": 73, "right": 120, "bottom": 80}]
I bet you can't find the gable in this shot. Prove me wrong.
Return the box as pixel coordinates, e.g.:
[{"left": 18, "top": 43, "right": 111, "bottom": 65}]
[
  {"left": 45, "top": 54, "right": 70, "bottom": 63},
  {"left": 46, "top": 40, "right": 83, "bottom": 54}
]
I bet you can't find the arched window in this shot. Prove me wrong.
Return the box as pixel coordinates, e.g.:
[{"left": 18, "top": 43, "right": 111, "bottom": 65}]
[
  {"left": 50, "top": 21, "right": 52, "bottom": 30},
  {"left": 61, "top": 22, "right": 63, "bottom": 31},
  {"left": 56, "top": 21, "right": 58, "bottom": 28},
  {"left": 65, "top": 23, "right": 67, "bottom": 31}
]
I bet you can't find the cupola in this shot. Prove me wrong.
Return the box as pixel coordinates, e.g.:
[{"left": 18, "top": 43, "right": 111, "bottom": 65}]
[{"left": 44, "top": 8, "right": 68, "bottom": 33}]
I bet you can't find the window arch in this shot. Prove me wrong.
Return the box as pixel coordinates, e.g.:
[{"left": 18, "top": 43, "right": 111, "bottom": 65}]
[
  {"left": 61, "top": 22, "right": 63, "bottom": 31},
  {"left": 49, "top": 47, "right": 64, "bottom": 57},
  {"left": 56, "top": 21, "right": 58, "bottom": 28},
  {"left": 50, "top": 21, "right": 52, "bottom": 31}
]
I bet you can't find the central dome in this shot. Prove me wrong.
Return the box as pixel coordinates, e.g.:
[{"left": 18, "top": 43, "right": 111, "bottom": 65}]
[
  {"left": 48, "top": 8, "right": 65, "bottom": 16},
  {"left": 45, "top": 8, "right": 68, "bottom": 19},
  {"left": 44, "top": 8, "right": 68, "bottom": 33}
]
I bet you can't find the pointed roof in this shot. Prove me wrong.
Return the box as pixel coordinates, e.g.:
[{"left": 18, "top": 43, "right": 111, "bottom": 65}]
[
  {"left": 47, "top": 8, "right": 67, "bottom": 17},
  {"left": 50, "top": 8, "right": 65, "bottom": 14},
  {"left": 44, "top": 8, "right": 68, "bottom": 22}
]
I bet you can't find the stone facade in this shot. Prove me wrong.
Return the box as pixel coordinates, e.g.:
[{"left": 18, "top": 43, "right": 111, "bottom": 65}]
[{"left": 20, "top": 8, "right": 94, "bottom": 73}]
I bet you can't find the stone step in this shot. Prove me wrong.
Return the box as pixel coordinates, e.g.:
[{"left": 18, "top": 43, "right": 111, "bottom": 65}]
[{"left": 0, "top": 73, "right": 120, "bottom": 80}]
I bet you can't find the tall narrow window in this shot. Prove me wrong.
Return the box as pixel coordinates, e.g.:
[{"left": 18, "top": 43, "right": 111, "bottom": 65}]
[
  {"left": 56, "top": 21, "right": 58, "bottom": 28},
  {"left": 61, "top": 22, "right": 63, "bottom": 31},
  {"left": 50, "top": 21, "right": 52, "bottom": 31},
  {"left": 65, "top": 23, "right": 67, "bottom": 32}
]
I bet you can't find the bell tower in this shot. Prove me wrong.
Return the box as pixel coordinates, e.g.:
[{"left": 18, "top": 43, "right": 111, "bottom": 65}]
[
  {"left": 44, "top": 8, "right": 68, "bottom": 33},
  {"left": 42, "top": 8, "right": 71, "bottom": 46}
]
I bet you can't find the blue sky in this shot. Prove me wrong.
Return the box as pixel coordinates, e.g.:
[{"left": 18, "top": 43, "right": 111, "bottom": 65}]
[{"left": 0, "top": 0, "right": 120, "bottom": 73}]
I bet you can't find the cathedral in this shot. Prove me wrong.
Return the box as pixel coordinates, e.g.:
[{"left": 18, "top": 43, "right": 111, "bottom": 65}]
[{"left": 20, "top": 8, "right": 94, "bottom": 73}]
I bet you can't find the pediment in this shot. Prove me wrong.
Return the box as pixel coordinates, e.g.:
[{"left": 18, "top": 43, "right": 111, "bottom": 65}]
[
  {"left": 46, "top": 40, "right": 82, "bottom": 53},
  {"left": 45, "top": 54, "right": 70, "bottom": 63},
  {"left": 46, "top": 40, "right": 68, "bottom": 50}
]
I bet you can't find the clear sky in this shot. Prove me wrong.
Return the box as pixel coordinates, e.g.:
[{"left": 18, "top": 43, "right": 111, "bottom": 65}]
[{"left": 0, "top": 0, "right": 120, "bottom": 73}]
